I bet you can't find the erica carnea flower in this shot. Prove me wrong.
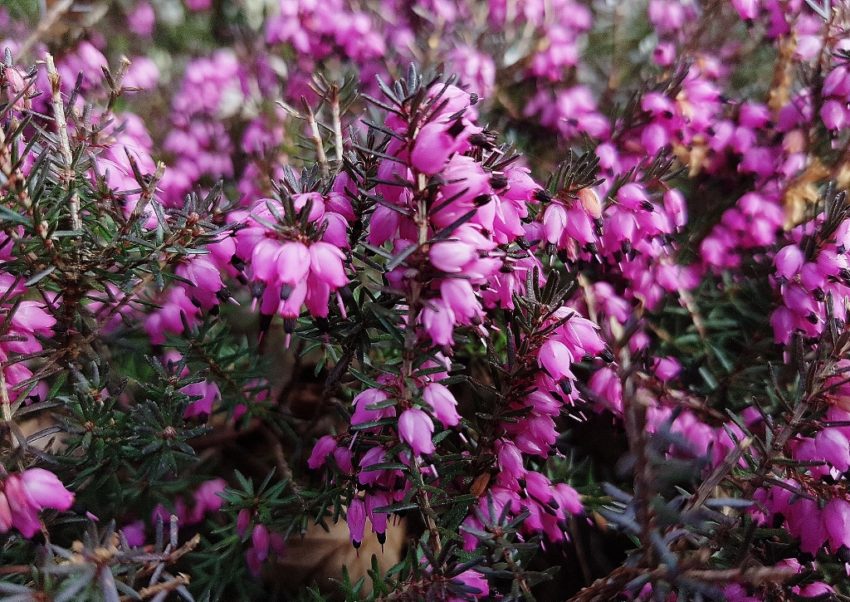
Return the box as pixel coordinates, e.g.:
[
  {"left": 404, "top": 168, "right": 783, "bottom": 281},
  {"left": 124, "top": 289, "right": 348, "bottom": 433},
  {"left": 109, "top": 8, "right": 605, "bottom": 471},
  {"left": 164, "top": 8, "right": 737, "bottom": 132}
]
[{"left": 0, "top": 469, "right": 74, "bottom": 538}]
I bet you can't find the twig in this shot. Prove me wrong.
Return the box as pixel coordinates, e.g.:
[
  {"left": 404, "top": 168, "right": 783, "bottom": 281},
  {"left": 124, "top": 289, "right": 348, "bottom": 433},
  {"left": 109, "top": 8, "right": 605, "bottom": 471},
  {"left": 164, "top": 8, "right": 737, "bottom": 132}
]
[
  {"left": 106, "top": 57, "right": 132, "bottom": 112},
  {"left": 687, "top": 437, "right": 752, "bottom": 511},
  {"left": 45, "top": 53, "right": 81, "bottom": 232},
  {"left": 0, "top": 359, "right": 12, "bottom": 423},
  {"left": 301, "top": 97, "right": 328, "bottom": 176},
  {"left": 136, "top": 574, "right": 190, "bottom": 599},
  {"left": 331, "top": 85, "right": 344, "bottom": 163},
  {"left": 17, "top": 0, "right": 74, "bottom": 57}
]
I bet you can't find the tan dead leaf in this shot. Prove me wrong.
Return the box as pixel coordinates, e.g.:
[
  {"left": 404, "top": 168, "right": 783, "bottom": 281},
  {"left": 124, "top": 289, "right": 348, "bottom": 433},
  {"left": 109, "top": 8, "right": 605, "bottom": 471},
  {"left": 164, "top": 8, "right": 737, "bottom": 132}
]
[
  {"left": 835, "top": 162, "right": 850, "bottom": 191},
  {"left": 470, "top": 472, "right": 491, "bottom": 498},
  {"left": 273, "top": 516, "right": 407, "bottom": 596},
  {"left": 782, "top": 159, "right": 829, "bottom": 229},
  {"left": 768, "top": 34, "right": 796, "bottom": 113},
  {"left": 592, "top": 510, "right": 608, "bottom": 532},
  {"left": 673, "top": 139, "right": 708, "bottom": 178},
  {"left": 18, "top": 411, "right": 65, "bottom": 453}
]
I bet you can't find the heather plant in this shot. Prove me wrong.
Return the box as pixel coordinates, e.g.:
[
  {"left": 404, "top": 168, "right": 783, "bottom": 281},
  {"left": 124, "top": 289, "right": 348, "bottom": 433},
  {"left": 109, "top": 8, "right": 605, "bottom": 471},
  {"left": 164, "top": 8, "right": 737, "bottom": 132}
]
[{"left": 0, "top": 1, "right": 850, "bottom": 601}]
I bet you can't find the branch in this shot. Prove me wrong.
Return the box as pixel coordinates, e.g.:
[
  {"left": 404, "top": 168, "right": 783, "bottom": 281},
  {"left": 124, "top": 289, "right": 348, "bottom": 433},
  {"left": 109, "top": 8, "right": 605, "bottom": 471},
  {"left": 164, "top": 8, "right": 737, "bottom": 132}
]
[
  {"left": 17, "top": 0, "right": 74, "bottom": 57},
  {"left": 45, "top": 53, "right": 81, "bottom": 232}
]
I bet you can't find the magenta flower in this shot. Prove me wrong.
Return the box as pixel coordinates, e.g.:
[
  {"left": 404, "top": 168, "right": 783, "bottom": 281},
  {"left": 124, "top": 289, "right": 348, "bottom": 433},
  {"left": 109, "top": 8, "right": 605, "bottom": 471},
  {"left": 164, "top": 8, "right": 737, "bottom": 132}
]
[
  {"left": 450, "top": 569, "right": 489, "bottom": 600},
  {"left": 820, "top": 99, "right": 848, "bottom": 131},
  {"left": 824, "top": 66, "right": 850, "bottom": 97},
  {"left": 495, "top": 439, "right": 525, "bottom": 481},
  {"left": 189, "top": 478, "right": 227, "bottom": 523},
  {"left": 18, "top": 469, "right": 74, "bottom": 512},
  {"left": 351, "top": 388, "right": 394, "bottom": 426},
  {"left": 308, "top": 435, "right": 338, "bottom": 469},
  {"left": 309, "top": 242, "right": 348, "bottom": 288},
  {"left": 252, "top": 523, "right": 270, "bottom": 561},
  {"left": 357, "top": 446, "right": 387, "bottom": 485},
  {"left": 774, "top": 245, "right": 804, "bottom": 280},
  {"left": 398, "top": 408, "right": 435, "bottom": 456},
  {"left": 236, "top": 508, "right": 252, "bottom": 537},
  {"left": 537, "top": 340, "right": 575, "bottom": 381},
  {"left": 420, "top": 299, "right": 456, "bottom": 346},
  {"left": 347, "top": 498, "right": 366, "bottom": 548},
  {"left": 815, "top": 429, "right": 850, "bottom": 472},
  {"left": 0, "top": 469, "right": 74, "bottom": 538},
  {"left": 422, "top": 383, "right": 460, "bottom": 427},
  {"left": 365, "top": 492, "right": 390, "bottom": 542},
  {"left": 121, "top": 520, "right": 146, "bottom": 547},
  {"left": 182, "top": 380, "right": 221, "bottom": 419},
  {"left": 430, "top": 240, "right": 476, "bottom": 273},
  {"left": 127, "top": 2, "right": 155, "bottom": 37},
  {"left": 824, "top": 498, "right": 850, "bottom": 551},
  {"left": 653, "top": 357, "right": 681, "bottom": 383}
]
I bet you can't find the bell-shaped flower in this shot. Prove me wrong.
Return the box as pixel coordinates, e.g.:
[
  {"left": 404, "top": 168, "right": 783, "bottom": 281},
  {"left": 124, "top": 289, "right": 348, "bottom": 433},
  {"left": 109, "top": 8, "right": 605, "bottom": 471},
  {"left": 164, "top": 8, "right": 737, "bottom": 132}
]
[
  {"left": 398, "top": 408, "right": 435, "bottom": 456},
  {"left": 347, "top": 498, "right": 367, "bottom": 548},
  {"left": 422, "top": 383, "right": 460, "bottom": 427}
]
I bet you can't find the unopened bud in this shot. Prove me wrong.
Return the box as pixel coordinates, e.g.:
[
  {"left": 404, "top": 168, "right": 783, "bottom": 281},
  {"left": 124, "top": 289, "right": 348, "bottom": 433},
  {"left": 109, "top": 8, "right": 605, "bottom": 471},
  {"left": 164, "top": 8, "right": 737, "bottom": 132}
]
[{"left": 577, "top": 188, "right": 602, "bottom": 219}]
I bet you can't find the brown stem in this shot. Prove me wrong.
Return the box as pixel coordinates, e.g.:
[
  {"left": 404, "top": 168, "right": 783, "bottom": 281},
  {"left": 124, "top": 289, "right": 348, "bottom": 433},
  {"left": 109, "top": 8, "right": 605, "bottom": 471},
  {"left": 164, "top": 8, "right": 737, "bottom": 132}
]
[{"left": 45, "top": 54, "right": 80, "bottom": 232}]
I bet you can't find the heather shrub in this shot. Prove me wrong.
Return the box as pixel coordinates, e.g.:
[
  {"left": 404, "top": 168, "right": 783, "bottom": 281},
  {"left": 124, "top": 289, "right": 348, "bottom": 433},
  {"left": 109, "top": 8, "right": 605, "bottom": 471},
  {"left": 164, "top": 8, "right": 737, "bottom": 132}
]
[{"left": 0, "top": 1, "right": 849, "bottom": 600}]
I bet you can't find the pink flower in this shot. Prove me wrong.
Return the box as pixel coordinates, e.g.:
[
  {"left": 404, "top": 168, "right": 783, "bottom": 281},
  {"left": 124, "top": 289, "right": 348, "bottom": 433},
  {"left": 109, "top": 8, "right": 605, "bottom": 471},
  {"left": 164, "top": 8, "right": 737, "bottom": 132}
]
[
  {"left": 333, "top": 447, "right": 354, "bottom": 474},
  {"left": 365, "top": 492, "right": 390, "bottom": 542},
  {"left": 824, "top": 66, "right": 850, "bottom": 98},
  {"left": 278, "top": 242, "right": 311, "bottom": 285},
  {"left": 821, "top": 99, "right": 848, "bottom": 131},
  {"left": 430, "top": 240, "right": 476, "bottom": 273},
  {"left": 411, "top": 122, "right": 469, "bottom": 175},
  {"left": 347, "top": 498, "right": 366, "bottom": 548},
  {"left": 439, "top": 279, "right": 482, "bottom": 324},
  {"left": 422, "top": 383, "right": 460, "bottom": 427},
  {"left": 358, "top": 446, "right": 387, "bottom": 485},
  {"left": 368, "top": 205, "right": 401, "bottom": 246},
  {"left": 420, "top": 299, "right": 456, "bottom": 346},
  {"left": 589, "top": 367, "right": 623, "bottom": 412},
  {"left": 11, "top": 301, "right": 56, "bottom": 335},
  {"left": 775, "top": 245, "right": 804, "bottom": 280},
  {"left": 236, "top": 508, "right": 252, "bottom": 537},
  {"left": 542, "top": 203, "right": 568, "bottom": 244},
  {"left": 495, "top": 439, "right": 525, "bottom": 481},
  {"left": 815, "top": 428, "right": 850, "bottom": 472},
  {"left": 824, "top": 498, "right": 850, "bottom": 551},
  {"left": 308, "top": 435, "right": 338, "bottom": 469},
  {"left": 398, "top": 408, "right": 435, "bottom": 456},
  {"left": 190, "top": 478, "right": 226, "bottom": 523},
  {"left": 309, "top": 242, "right": 348, "bottom": 288},
  {"left": 0, "top": 469, "right": 74, "bottom": 538},
  {"left": 121, "top": 520, "right": 146, "bottom": 547},
  {"left": 245, "top": 547, "right": 263, "bottom": 577},
  {"left": 252, "top": 523, "right": 270, "bottom": 561},
  {"left": 731, "top": 0, "right": 758, "bottom": 21},
  {"left": 653, "top": 357, "right": 681, "bottom": 382},
  {"left": 450, "top": 570, "right": 489, "bottom": 600},
  {"left": 127, "top": 2, "right": 155, "bottom": 37},
  {"left": 19, "top": 468, "right": 75, "bottom": 512},
  {"left": 537, "top": 340, "right": 574, "bottom": 381},
  {"left": 182, "top": 380, "right": 221, "bottom": 418},
  {"left": 351, "top": 388, "right": 394, "bottom": 426}
]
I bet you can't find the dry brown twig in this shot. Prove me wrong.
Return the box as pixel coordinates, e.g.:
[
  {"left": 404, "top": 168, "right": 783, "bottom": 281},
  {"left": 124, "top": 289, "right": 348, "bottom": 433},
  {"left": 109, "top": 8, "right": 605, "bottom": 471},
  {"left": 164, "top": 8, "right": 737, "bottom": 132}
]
[
  {"left": 17, "top": 0, "right": 75, "bottom": 57},
  {"left": 44, "top": 53, "right": 81, "bottom": 232}
]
